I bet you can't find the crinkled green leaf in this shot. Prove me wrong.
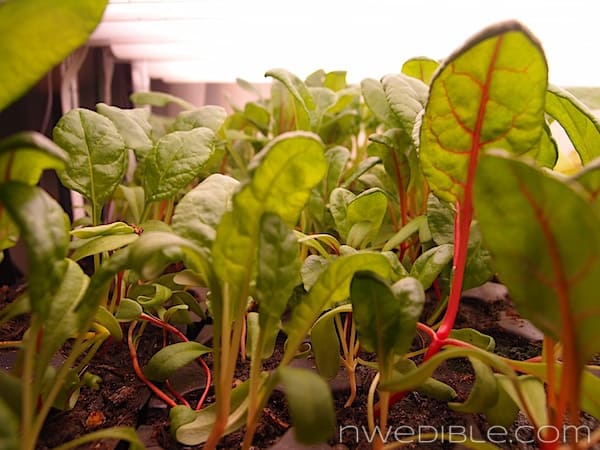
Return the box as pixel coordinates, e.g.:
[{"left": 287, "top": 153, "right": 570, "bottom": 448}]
[
  {"left": 277, "top": 367, "right": 335, "bottom": 445},
  {"left": 255, "top": 212, "right": 300, "bottom": 358},
  {"left": 301, "top": 254, "right": 330, "bottom": 291},
  {"left": 96, "top": 103, "right": 153, "bottom": 157},
  {"left": 449, "top": 357, "right": 498, "bottom": 413},
  {"left": 172, "top": 173, "right": 239, "bottom": 250},
  {"left": 329, "top": 187, "right": 355, "bottom": 240},
  {"left": 420, "top": 21, "right": 547, "bottom": 205},
  {"left": 144, "top": 341, "right": 211, "bottom": 382},
  {"left": 545, "top": 84, "right": 600, "bottom": 165},
  {"left": 212, "top": 132, "right": 326, "bottom": 320},
  {"left": 409, "top": 244, "right": 453, "bottom": 290},
  {"left": 284, "top": 253, "right": 392, "bottom": 364},
  {"left": 130, "top": 91, "right": 196, "bottom": 110},
  {"left": 474, "top": 151, "right": 600, "bottom": 367},
  {"left": 53, "top": 108, "right": 127, "bottom": 221},
  {"left": 0, "top": 0, "right": 107, "bottom": 111},
  {"left": 0, "top": 182, "right": 69, "bottom": 317},
  {"left": 361, "top": 78, "right": 402, "bottom": 128},
  {"left": 381, "top": 73, "right": 428, "bottom": 137},
  {"left": 171, "top": 106, "right": 227, "bottom": 133},
  {"left": 350, "top": 273, "right": 424, "bottom": 360},
  {"left": 143, "top": 127, "right": 215, "bottom": 202},
  {"left": 401, "top": 57, "right": 440, "bottom": 85}
]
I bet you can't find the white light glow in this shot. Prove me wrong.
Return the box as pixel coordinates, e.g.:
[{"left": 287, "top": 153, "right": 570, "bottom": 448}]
[{"left": 91, "top": 0, "right": 600, "bottom": 85}]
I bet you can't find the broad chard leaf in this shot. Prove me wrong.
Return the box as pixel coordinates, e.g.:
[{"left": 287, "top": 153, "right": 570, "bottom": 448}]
[
  {"left": 170, "top": 106, "right": 228, "bottom": 133},
  {"left": 53, "top": 108, "right": 128, "bottom": 223},
  {"left": 381, "top": 73, "right": 428, "bottom": 137},
  {"left": 401, "top": 57, "right": 440, "bottom": 85},
  {"left": 96, "top": 103, "right": 153, "bottom": 158},
  {"left": 409, "top": 244, "right": 454, "bottom": 290},
  {"left": 474, "top": 151, "right": 600, "bottom": 370}
]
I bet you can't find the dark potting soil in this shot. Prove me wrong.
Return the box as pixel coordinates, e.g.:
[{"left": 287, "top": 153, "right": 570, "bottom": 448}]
[{"left": 1, "top": 281, "right": 598, "bottom": 450}]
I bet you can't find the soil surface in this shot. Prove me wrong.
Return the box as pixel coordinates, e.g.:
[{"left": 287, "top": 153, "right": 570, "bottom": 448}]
[{"left": 1, "top": 281, "right": 598, "bottom": 449}]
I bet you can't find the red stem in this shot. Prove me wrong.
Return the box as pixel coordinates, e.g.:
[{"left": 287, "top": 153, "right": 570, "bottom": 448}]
[
  {"left": 166, "top": 380, "right": 191, "bottom": 408},
  {"left": 196, "top": 356, "right": 212, "bottom": 410}
]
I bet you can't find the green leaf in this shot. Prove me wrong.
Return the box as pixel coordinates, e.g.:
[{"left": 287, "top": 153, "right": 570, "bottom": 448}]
[
  {"left": 277, "top": 367, "right": 335, "bottom": 445},
  {"left": 255, "top": 212, "right": 300, "bottom": 358},
  {"left": 143, "top": 127, "right": 215, "bottom": 203},
  {"left": 265, "top": 68, "right": 314, "bottom": 130},
  {"left": 420, "top": 21, "right": 547, "bottom": 205},
  {"left": 70, "top": 234, "right": 139, "bottom": 261},
  {"left": 243, "top": 102, "right": 270, "bottom": 135},
  {"left": 329, "top": 187, "right": 355, "bottom": 240},
  {"left": 0, "top": 0, "right": 108, "bottom": 111},
  {"left": 0, "top": 131, "right": 67, "bottom": 184},
  {"left": 284, "top": 252, "right": 392, "bottom": 364},
  {"left": 300, "top": 254, "right": 330, "bottom": 291},
  {"left": 569, "top": 156, "right": 600, "bottom": 211},
  {"left": 449, "top": 328, "right": 495, "bottom": 352},
  {"left": 495, "top": 374, "right": 548, "bottom": 428},
  {"left": 311, "top": 305, "right": 350, "bottom": 379},
  {"left": 449, "top": 357, "right": 498, "bottom": 413},
  {"left": 171, "top": 106, "right": 227, "bottom": 133},
  {"left": 381, "top": 73, "right": 428, "bottom": 137},
  {"left": 96, "top": 103, "right": 153, "bottom": 157},
  {"left": 474, "top": 151, "right": 600, "bottom": 367},
  {"left": 171, "top": 379, "right": 251, "bottom": 445},
  {"left": 53, "top": 108, "right": 127, "bottom": 222},
  {"left": 71, "top": 222, "right": 134, "bottom": 239},
  {"left": 115, "top": 298, "right": 143, "bottom": 321},
  {"left": 409, "top": 243, "right": 453, "bottom": 290},
  {"left": 382, "top": 215, "right": 428, "bottom": 252},
  {"left": 172, "top": 173, "right": 239, "bottom": 250},
  {"left": 350, "top": 273, "right": 424, "bottom": 361},
  {"left": 361, "top": 78, "right": 402, "bottom": 128},
  {"left": 212, "top": 132, "right": 326, "bottom": 319},
  {"left": 393, "top": 359, "right": 457, "bottom": 401},
  {"left": 484, "top": 374, "right": 520, "bottom": 428},
  {"left": 345, "top": 188, "right": 388, "bottom": 249},
  {"left": 37, "top": 260, "right": 89, "bottom": 369},
  {"left": 322, "top": 146, "right": 351, "bottom": 197},
  {"left": 0, "top": 396, "right": 19, "bottom": 450},
  {"left": 0, "top": 183, "right": 69, "bottom": 317},
  {"left": 545, "top": 84, "right": 600, "bottom": 165},
  {"left": 131, "top": 283, "right": 172, "bottom": 311},
  {"left": 401, "top": 57, "right": 440, "bottom": 85},
  {"left": 130, "top": 91, "right": 196, "bottom": 111},
  {"left": 94, "top": 305, "right": 123, "bottom": 341},
  {"left": 144, "top": 342, "right": 212, "bottom": 382}
]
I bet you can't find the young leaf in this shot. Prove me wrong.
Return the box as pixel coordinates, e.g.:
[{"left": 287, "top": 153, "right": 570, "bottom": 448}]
[
  {"left": 449, "top": 328, "right": 495, "bottom": 352},
  {"left": 0, "top": 182, "right": 69, "bottom": 317},
  {"left": 172, "top": 173, "right": 239, "bottom": 250},
  {"left": 381, "top": 73, "right": 428, "bottom": 137},
  {"left": 449, "top": 357, "right": 498, "bottom": 413},
  {"left": 277, "top": 367, "right": 335, "bottom": 445},
  {"left": 265, "top": 68, "right": 314, "bottom": 130},
  {"left": 171, "top": 106, "right": 228, "bottom": 133},
  {"left": 401, "top": 57, "right": 440, "bottom": 85},
  {"left": 0, "top": 0, "right": 108, "bottom": 111},
  {"left": 96, "top": 103, "right": 153, "bottom": 157},
  {"left": 115, "top": 298, "right": 143, "bottom": 321},
  {"left": 53, "top": 108, "right": 127, "bottom": 222},
  {"left": 143, "top": 127, "right": 215, "bottom": 203},
  {"left": 70, "top": 234, "right": 139, "bottom": 261},
  {"left": 283, "top": 252, "right": 392, "bottom": 364},
  {"left": 361, "top": 78, "right": 403, "bottom": 128},
  {"left": 255, "top": 212, "right": 301, "bottom": 358},
  {"left": 495, "top": 375, "right": 548, "bottom": 429},
  {"left": 474, "top": 152, "right": 600, "bottom": 369},
  {"left": 310, "top": 306, "right": 348, "bottom": 379},
  {"left": 484, "top": 374, "right": 520, "bottom": 428},
  {"left": 345, "top": 188, "right": 388, "bottom": 249},
  {"left": 130, "top": 91, "right": 196, "bottom": 110},
  {"left": 409, "top": 243, "right": 453, "bottom": 290},
  {"left": 545, "top": 84, "right": 600, "bottom": 165},
  {"left": 212, "top": 132, "right": 326, "bottom": 319},
  {"left": 350, "top": 273, "right": 424, "bottom": 360},
  {"left": 144, "top": 342, "right": 211, "bottom": 382}
]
